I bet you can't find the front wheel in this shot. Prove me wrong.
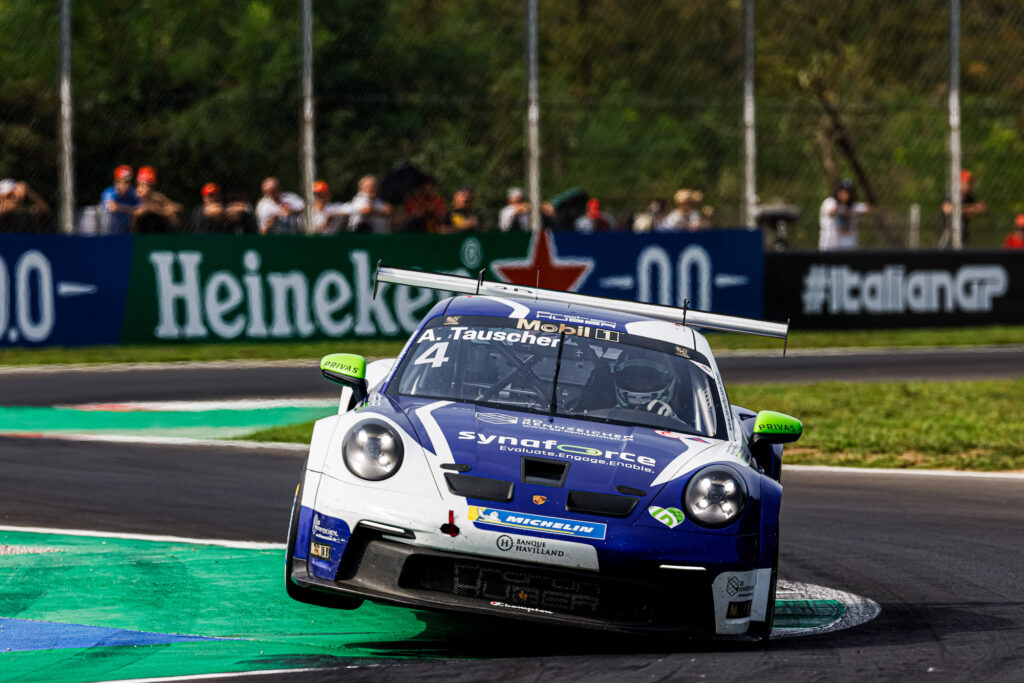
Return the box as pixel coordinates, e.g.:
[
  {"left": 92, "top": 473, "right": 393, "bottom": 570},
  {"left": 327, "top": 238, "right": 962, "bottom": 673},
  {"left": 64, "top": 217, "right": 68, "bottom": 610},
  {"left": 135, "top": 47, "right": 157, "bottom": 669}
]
[{"left": 285, "top": 476, "right": 363, "bottom": 610}]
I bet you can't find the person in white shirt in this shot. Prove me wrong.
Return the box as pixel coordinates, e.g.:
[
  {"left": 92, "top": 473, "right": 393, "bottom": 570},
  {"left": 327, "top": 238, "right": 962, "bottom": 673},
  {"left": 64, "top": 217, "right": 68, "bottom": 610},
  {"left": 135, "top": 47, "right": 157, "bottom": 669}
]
[
  {"left": 819, "top": 178, "right": 872, "bottom": 251},
  {"left": 346, "top": 175, "right": 392, "bottom": 233},
  {"left": 256, "top": 177, "right": 303, "bottom": 234},
  {"left": 498, "top": 187, "right": 530, "bottom": 232},
  {"left": 311, "top": 180, "right": 350, "bottom": 234}
]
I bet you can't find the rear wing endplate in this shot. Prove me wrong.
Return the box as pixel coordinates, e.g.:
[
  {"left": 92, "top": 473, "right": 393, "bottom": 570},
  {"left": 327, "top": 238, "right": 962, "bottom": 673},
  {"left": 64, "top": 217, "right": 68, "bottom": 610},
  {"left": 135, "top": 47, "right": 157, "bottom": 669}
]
[{"left": 374, "top": 264, "right": 789, "bottom": 345}]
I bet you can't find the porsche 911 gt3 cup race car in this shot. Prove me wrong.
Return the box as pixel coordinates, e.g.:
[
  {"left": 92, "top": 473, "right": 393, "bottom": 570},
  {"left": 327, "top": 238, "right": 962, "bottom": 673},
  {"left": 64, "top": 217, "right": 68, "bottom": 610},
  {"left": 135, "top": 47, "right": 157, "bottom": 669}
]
[{"left": 285, "top": 266, "right": 802, "bottom": 640}]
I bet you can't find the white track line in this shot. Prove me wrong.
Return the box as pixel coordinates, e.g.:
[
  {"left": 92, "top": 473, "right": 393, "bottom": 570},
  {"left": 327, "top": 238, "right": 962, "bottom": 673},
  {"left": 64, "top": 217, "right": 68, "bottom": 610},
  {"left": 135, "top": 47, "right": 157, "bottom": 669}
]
[
  {"left": 3, "top": 432, "right": 309, "bottom": 452},
  {"left": 785, "top": 464, "right": 1024, "bottom": 479},
  {"left": 58, "top": 398, "right": 334, "bottom": 412},
  {"left": 92, "top": 668, "right": 322, "bottom": 683},
  {"left": 0, "top": 525, "right": 285, "bottom": 550},
  {"left": 716, "top": 344, "right": 1024, "bottom": 358}
]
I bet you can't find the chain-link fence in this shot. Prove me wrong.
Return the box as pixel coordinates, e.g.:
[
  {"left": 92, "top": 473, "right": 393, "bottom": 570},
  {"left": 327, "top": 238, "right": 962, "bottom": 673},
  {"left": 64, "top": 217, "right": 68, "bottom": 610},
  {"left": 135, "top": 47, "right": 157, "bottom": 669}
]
[{"left": 1, "top": 0, "right": 1022, "bottom": 247}]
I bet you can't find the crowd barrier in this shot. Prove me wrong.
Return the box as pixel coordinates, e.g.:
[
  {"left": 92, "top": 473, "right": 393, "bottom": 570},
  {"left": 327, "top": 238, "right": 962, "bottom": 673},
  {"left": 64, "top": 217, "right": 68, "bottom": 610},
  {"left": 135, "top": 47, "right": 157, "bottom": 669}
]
[{"left": 0, "top": 230, "right": 763, "bottom": 348}]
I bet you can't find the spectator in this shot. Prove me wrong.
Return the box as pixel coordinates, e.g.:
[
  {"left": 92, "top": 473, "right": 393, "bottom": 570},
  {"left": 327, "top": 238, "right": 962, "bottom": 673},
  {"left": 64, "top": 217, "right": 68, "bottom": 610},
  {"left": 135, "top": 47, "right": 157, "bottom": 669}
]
[
  {"left": 661, "top": 189, "right": 711, "bottom": 231},
  {"left": 446, "top": 186, "right": 482, "bottom": 233},
  {"left": 0, "top": 178, "right": 50, "bottom": 232},
  {"left": 1003, "top": 213, "right": 1024, "bottom": 249},
  {"left": 632, "top": 199, "right": 667, "bottom": 233},
  {"left": 191, "top": 182, "right": 226, "bottom": 233},
  {"left": 100, "top": 165, "right": 140, "bottom": 234},
  {"left": 403, "top": 175, "right": 447, "bottom": 233},
  {"left": 347, "top": 175, "right": 392, "bottom": 234},
  {"left": 574, "top": 198, "right": 615, "bottom": 233},
  {"left": 256, "top": 177, "right": 303, "bottom": 235},
  {"left": 818, "top": 178, "right": 871, "bottom": 251},
  {"left": 499, "top": 187, "right": 530, "bottom": 232},
  {"left": 133, "top": 166, "right": 183, "bottom": 233},
  {"left": 311, "top": 180, "right": 350, "bottom": 235},
  {"left": 940, "top": 169, "right": 987, "bottom": 247}
]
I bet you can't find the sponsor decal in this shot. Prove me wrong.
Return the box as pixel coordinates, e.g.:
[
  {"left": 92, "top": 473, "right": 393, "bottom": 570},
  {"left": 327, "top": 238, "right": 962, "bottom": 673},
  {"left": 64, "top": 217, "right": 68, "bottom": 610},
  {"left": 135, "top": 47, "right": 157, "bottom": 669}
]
[
  {"left": 648, "top": 506, "right": 686, "bottom": 528},
  {"left": 726, "top": 576, "right": 756, "bottom": 598},
  {"left": 515, "top": 317, "right": 620, "bottom": 342},
  {"left": 444, "top": 316, "right": 461, "bottom": 325},
  {"left": 686, "top": 436, "right": 709, "bottom": 443},
  {"left": 457, "top": 430, "right": 656, "bottom": 473},
  {"left": 674, "top": 346, "right": 691, "bottom": 358},
  {"left": 306, "top": 511, "right": 350, "bottom": 581},
  {"left": 495, "top": 534, "right": 567, "bottom": 558},
  {"left": 532, "top": 495, "right": 547, "bottom": 505},
  {"left": 309, "top": 541, "right": 331, "bottom": 560},
  {"left": 655, "top": 429, "right": 688, "bottom": 441},
  {"left": 489, "top": 601, "right": 555, "bottom": 615},
  {"left": 759, "top": 421, "right": 800, "bottom": 433},
  {"left": 469, "top": 505, "right": 607, "bottom": 540},
  {"left": 321, "top": 358, "right": 362, "bottom": 377},
  {"left": 520, "top": 416, "right": 633, "bottom": 442},
  {"left": 535, "top": 310, "right": 618, "bottom": 329},
  {"left": 801, "top": 263, "right": 1008, "bottom": 316},
  {"left": 477, "top": 412, "right": 519, "bottom": 426},
  {"left": 694, "top": 361, "right": 715, "bottom": 377}
]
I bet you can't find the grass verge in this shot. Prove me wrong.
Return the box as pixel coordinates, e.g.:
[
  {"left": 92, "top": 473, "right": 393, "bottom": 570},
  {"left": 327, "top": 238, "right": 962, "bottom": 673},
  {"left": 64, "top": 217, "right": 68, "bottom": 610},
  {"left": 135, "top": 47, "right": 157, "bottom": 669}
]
[
  {"left": 241, "top": 378, "right": 1024, "bottom": 471},
  {"left": 1, "top": 325, "right": 1023, "bottom": 367}
]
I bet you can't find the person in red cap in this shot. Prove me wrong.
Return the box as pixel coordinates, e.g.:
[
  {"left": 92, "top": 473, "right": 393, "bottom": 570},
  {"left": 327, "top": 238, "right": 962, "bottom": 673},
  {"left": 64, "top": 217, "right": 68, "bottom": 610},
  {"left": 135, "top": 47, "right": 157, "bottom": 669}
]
[
  {"left": 133, "top": 166, "right": 183, "bottom": 233},
  {"left": 190, "top": 182, "right": 226, "bottom": 233},
  {"left": 574, "top": 196, "right": 616, "bottom": 233},
  {"left": 1003, "top": 213, "right": 1024, "bottom": 249},
  {"left": 940, "top": 168, "right": 987, "bottom": 247},
  {"left": 100, "top": 165, "right": 140, "bottom": 234},
  {"left": 311, "top": 180, "right": 350, "bottom": 234}
]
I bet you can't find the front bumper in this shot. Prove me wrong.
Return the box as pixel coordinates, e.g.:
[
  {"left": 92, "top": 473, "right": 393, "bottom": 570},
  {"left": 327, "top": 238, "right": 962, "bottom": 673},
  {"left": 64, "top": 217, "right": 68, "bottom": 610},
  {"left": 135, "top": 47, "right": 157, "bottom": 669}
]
[{"left": 290, "top": 522, "right": 766, "bottom": 638}]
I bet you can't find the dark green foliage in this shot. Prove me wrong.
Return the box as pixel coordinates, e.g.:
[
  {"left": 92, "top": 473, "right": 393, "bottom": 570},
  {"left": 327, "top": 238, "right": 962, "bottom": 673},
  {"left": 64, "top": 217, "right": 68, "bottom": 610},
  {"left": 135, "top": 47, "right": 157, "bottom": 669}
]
[{"left": 1, "top": 0, "right": 1023, "bottom": 245}]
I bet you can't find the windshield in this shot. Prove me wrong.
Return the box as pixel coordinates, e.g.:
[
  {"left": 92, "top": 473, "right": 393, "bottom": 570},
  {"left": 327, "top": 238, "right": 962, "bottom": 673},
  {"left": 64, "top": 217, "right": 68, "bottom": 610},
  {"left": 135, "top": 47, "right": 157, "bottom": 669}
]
[{"left": 387, "top": 315, "right": 729, "bottom": 439}]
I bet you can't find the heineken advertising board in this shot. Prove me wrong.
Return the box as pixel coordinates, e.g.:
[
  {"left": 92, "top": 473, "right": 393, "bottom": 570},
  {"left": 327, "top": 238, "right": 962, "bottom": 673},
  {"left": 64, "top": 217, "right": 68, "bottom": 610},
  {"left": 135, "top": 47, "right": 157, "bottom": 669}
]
[{"left": 0, "top": 230, "right": 764, "bottom": 347}]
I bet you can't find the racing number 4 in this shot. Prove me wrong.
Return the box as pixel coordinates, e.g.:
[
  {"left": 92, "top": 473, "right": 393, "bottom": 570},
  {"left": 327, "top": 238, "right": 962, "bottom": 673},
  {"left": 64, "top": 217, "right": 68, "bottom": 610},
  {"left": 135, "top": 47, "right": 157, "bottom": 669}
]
[{"left": 414, "top": 342, "right": 450, "bottom": 369}]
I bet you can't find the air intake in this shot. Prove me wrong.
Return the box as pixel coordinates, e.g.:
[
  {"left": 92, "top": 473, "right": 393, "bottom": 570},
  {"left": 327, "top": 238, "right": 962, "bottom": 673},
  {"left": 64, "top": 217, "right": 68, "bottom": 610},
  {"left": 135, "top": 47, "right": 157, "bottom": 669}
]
[
  {"left": 521, "top": 457, "right": 569, "bottom": 487},
  {"left": 443, "top": 473, "right": 514, "bottom": 502},
  {"left": 566, "top": 490, "right": 639, "bottom": 518}
]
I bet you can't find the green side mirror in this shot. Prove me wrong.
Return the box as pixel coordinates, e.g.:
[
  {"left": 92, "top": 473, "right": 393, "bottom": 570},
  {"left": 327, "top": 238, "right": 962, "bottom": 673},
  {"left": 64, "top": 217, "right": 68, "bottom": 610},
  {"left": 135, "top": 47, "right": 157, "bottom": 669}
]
[
  {"left": 320, "top": 353, "right": 368, "bottom": 406},
  {"left": 752, "top": 410, "right": 803, "bottom": 445}
]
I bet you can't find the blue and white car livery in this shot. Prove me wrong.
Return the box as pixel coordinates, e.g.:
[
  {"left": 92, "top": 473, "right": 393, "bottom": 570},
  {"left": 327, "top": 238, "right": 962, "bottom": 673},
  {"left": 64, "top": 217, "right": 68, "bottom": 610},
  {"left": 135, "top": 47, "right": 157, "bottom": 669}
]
[{"left": 285, "top": 266, "right": 803, "bottom": 640}]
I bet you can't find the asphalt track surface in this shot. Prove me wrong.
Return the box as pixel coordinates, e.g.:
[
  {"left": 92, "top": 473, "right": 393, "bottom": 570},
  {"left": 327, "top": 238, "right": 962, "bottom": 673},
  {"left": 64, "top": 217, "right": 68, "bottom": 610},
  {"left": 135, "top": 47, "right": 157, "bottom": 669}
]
[
  {"left": 3, "top": 344, "right": 1024, "bottom": 406},
  {"left": 2, "top": 347, "right": 1024, "bottom": 681}
]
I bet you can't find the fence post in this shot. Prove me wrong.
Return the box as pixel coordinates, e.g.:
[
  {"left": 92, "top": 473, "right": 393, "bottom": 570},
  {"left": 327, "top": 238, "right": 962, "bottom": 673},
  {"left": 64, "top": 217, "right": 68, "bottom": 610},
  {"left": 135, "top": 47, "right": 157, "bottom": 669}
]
[
  {"left": 301, "top": 0, "right": 316, "bottom": 234},
  {"left": 525, "top": 0, "right": 541, "bottom": 233},
  {"left": 742, "top": 0, "right": 757, "bottom": 229},
  {"left": 949, "top": 0, "right": 962, "bottom": 249},
  {"left": 59, "top": 0, "right": 75, "bottom": 234}
]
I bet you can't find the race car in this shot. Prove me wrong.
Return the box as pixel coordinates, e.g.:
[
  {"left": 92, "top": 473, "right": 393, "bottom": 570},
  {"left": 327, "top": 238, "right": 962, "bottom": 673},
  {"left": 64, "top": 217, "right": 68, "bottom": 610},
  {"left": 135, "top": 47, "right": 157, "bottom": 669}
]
[{"left": 285, "top": 266, "right": 802, "bottom": 640}]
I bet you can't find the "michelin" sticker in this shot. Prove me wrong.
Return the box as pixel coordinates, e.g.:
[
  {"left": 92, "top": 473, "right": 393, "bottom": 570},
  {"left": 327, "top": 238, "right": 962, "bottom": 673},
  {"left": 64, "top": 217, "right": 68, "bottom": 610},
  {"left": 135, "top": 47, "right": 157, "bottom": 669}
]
[{"left": 469, "top": 506, "right": 607, "bottom": 540}]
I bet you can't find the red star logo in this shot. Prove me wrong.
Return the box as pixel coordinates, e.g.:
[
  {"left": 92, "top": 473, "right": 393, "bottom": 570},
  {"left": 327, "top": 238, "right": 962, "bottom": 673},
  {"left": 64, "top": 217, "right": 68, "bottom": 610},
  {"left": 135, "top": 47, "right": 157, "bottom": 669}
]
[{"left": 491, "top": 230, "right": 592, "bottom": 292}]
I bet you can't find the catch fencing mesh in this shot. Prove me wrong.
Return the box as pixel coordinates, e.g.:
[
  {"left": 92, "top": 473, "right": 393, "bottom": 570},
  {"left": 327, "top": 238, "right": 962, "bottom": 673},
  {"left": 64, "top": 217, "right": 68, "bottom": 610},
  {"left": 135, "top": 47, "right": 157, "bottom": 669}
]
[{"left": 0, "top": 0, "right": 1021, "bottom": 247}]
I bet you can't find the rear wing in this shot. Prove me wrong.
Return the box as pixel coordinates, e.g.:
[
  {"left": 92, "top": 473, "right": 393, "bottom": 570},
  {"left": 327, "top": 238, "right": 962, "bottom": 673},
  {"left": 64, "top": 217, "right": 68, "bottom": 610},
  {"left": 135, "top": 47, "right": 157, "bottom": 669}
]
[{"left": 374, "top": 264, "right": 790, "bottom": 346}]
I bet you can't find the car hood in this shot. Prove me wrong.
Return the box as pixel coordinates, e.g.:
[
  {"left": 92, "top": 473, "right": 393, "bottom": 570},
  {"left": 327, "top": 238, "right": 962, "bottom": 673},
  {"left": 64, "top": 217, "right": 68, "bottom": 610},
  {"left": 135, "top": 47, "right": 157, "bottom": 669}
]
[{"left": 402, "top": 399, "right": 719, "bottom": 494}]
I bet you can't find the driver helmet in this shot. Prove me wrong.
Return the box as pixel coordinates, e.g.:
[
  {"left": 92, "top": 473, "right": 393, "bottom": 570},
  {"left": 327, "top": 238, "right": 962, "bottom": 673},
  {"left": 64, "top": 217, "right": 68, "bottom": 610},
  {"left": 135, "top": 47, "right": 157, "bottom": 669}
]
[{"left": 613, "top": 351, "right": 676, "bottom": 408}]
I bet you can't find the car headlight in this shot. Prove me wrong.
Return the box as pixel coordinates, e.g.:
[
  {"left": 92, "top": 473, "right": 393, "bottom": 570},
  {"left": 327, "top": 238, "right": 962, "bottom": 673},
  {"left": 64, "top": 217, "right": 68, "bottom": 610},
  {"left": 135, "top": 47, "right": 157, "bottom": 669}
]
[
  {"left": 342, "top": 420, "right": 404, "bottom": 481},
  {"left": 683, "top": 465, "right": 748, "bottom": 528}
]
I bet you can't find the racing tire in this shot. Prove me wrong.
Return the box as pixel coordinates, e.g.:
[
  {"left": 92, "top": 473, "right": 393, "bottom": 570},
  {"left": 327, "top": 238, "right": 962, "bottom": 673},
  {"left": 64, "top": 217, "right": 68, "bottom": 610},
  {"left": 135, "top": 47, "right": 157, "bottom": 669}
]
[
  {"left": 746, "top": 536, "right": 778, "bottom": 643},
  {"left": 285, "top": 473, "right": 364, "bottom": 610}
]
